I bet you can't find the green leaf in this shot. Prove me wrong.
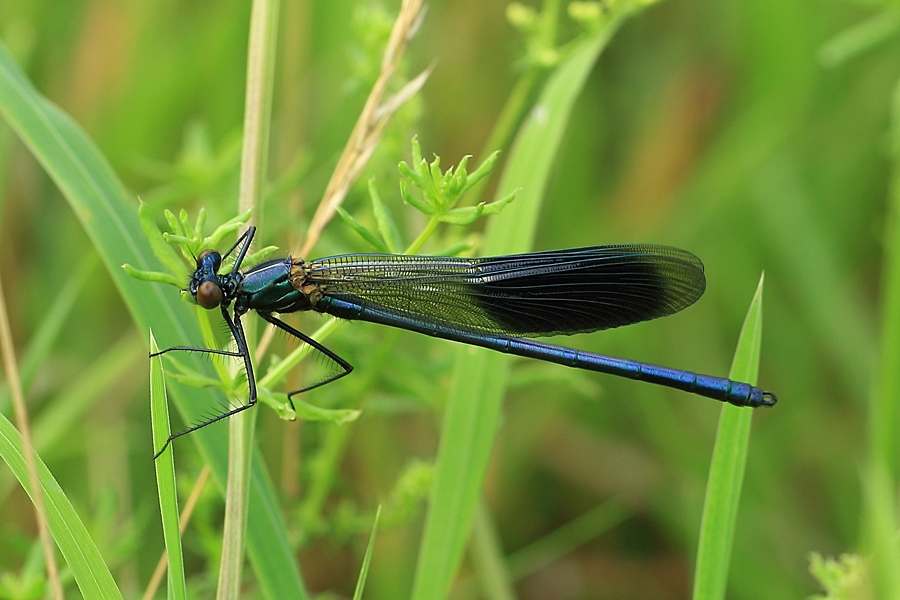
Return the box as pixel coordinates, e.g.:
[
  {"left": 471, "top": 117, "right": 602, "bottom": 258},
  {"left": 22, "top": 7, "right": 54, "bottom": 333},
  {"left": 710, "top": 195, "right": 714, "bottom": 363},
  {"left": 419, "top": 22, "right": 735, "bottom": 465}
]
[
  {"left": 450, "top": 155, "right": 470, "bottom": 195},
  {"left": 164, "top": 370, "right": 230, "bottom": 392},
  {"left": 399, "top": 179, "right": 436, "bottom": 215},
  {"left": 398, "top": 159, "right": 428, "bottom": 191},
  {"left": 862, "top": 460, "right": 900, "bottom": 598},
  {"left": 808, "top": 553, "right": 870, "bottom": 599},
  {"left": 434, "top": 241, "right": 472, "bottom": 256},
  {"left": 121, "top": 265, "right": 183, "bottom": 287},
  {"left": 819, "top": 10, "right": 900, "bottom": 68},
  {"left": 164, "top": 209, "right": 184, "bottom": 238},
  {"left": 292, "top": 400, "right": 361, "bottom": 425},
  {"left": 369, "top": 179, "right": 404, "bottom": 254},
  {"left": 149, "top": 331, "right": 187, "bottom": 600},
  {"left": 336, "top": 206, "right": 390, "bottom": 253},
  {"left": 461, "top": 151, "right": 499, "bottom": 191},
  {"left": 437, "top": 204, "right": 484, "bottom": 225},
  {"left": 480, "top": 190, "right": 517, "bottom": 214},
  {"left": 507, "top": 498, "right": 630, "bottom": 580},
  {"left": 207, "top": 208, "right": 253, "bottom": 247},
  {"left": 139, "top": 200, "right": 186, "bottom": 276},
  {"left": 257, "top": 388, "right": 361, "bottom": 425},
  {"left": 692, "top": 273, "right": 766, "bottom": 600},
  {"left": 243, "top": 245, "right": 279, "bottom": 267}
]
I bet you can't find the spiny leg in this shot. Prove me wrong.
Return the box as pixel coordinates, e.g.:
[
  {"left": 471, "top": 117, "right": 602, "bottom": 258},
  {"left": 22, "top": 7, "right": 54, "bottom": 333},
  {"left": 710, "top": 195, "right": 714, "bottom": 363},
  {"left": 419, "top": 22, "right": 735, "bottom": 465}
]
[
  {"left": 257, "top": 312, "right": 353, "bottom": 410},
  {"left": 153, "top": 306, "right": 258, "bottom": 459},
  {"left": 150, "top": 346, "right": 243, "bottom": 359}
]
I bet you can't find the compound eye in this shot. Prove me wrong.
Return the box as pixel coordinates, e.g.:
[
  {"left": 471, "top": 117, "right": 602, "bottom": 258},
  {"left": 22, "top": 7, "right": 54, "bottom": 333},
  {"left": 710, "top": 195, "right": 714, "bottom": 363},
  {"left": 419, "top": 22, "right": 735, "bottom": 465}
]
[
  {"left": 196, "top": 280, "right": 223, "bottom": 309},
  {"left": 196, "top": 249, "right": 222, "bottom": 272}
]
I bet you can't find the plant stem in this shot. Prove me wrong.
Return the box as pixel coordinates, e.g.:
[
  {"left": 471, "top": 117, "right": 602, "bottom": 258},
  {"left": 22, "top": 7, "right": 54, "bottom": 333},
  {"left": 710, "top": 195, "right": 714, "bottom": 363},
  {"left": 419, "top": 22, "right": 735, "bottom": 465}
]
[
  {"left": 219, "top": 1, "right": 280, "bottom": 598},
  {"left": 405, "top": 217, "right": 440, "bottom": 254}
]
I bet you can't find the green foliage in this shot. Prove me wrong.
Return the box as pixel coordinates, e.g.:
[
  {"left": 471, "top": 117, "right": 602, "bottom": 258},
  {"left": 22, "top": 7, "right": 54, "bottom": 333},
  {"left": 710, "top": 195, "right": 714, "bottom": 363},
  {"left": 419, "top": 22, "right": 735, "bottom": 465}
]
[
  {"left": 1, "top": 0, "right": 898, "bottom": 598},
  {"left": 693, "top": 275, "right": 765, "bottom": 600},
  {"left": 123, "top": 204, "right": 273, "bottom": 291},
  {"left": 340, "top": 137, "right": 513, "bottom": 253},
  {"left": 809, "top": 553, "right": 872, "bottom": 600},
  {"left": 412, "top": 27, "right": 620, "bottom": 599},
  {"left": 149, "top": 331, "right": 187, "bottom": 600},
  {"left": 397, "top": 137, "right": 514, "bottom": 227}
]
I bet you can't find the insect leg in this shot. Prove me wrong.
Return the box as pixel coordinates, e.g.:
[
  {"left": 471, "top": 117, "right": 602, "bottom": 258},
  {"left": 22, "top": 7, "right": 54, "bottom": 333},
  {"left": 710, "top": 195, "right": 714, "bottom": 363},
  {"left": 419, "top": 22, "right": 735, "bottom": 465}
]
[
  {"left": 152, "top": 305, "right": 257, "bottom": 459},
  {"left": 257, "top": 312, "right": 353, "bottom": 410},
  {"left": 222, "top": 226, "right": 256, "bottom": 274}
]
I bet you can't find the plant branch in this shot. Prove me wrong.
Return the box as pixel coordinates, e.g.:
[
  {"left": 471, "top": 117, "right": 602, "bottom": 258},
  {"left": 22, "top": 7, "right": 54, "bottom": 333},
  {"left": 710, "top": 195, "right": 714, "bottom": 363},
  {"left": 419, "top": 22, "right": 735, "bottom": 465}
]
[{"left": 298, "top": 0, "right": 427, "bottom": 258}]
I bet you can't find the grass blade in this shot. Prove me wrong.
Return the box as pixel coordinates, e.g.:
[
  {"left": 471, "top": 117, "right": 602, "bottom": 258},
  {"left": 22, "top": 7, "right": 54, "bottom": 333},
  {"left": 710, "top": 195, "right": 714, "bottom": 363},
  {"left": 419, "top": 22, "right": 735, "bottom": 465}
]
[
  {"left": 411, "top": 18, "right": 628, "bottom": 599},
  {"left": 692, "top": 274, "right": 766, "bottom": 600},
  {"left": 0, "top": 411, "right": 123, "bottom": 599},
  {"left": 352, "top": 505, "right": 382, "bottom": 600},
  {"left": 150, "top": 330, "right": 187, "bottom": 600}
]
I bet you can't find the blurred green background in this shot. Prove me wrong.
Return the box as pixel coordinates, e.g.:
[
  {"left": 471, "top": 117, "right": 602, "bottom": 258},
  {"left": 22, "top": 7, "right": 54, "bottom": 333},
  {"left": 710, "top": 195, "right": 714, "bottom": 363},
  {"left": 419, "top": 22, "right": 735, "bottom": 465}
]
[{"left": 0, "top": 0, "right": 895, "bottom": 598}]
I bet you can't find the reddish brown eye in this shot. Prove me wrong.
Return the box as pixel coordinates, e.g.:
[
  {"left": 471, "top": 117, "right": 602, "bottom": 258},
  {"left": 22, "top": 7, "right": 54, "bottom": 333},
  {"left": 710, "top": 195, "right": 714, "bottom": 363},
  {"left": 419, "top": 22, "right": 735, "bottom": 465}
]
[
  {"left": 196, "top": 280, "right": 222, "bottom": 309},
  {"left": 198, "top": 249, "right": 215, "bottom": 263}
]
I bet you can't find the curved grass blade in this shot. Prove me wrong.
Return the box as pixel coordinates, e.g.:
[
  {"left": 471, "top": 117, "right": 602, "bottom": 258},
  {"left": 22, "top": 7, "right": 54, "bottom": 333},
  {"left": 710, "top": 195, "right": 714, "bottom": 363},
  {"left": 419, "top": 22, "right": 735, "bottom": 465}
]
[
  {"left": 0, "top": 412, "right": 123, "bottom": 599},
  {"left": 352, "top": 505, "right": 382, "bottom": 600},
  {"left": 692, "top": 273, "right": 766, "bottom": 600},
  {"left": 150, "top": 331, "right": 187, "bottom": 600}
]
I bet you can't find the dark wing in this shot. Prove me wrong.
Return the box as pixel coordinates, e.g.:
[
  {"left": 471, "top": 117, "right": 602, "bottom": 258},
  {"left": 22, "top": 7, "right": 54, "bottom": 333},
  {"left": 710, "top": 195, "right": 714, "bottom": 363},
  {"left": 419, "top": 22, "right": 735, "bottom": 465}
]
[{"left": 305, "top": 245, "right": 705, "bottom": 338}]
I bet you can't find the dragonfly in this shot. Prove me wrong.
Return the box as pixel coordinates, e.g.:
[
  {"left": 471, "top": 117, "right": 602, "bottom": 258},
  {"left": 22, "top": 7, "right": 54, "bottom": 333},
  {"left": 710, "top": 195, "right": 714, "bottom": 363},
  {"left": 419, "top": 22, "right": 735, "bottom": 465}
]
[{"left": 151, "top": 226, "right": 776, "bottom": 457}]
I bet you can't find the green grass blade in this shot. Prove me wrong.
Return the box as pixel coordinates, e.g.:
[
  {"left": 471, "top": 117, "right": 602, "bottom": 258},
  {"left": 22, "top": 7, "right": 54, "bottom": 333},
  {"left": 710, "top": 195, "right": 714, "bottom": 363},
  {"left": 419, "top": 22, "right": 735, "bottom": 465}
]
[
  {"left": 411, "top": 19, "right": 628, "bottom": 599},
  {"left": 692, "top": 274, "right": 766, "bottom": 600},
  {"left": 0, "top": 39, "right": 306, "bottom": 599},
  {"left": 469, "top": 499, "right": 516, "bottom": 600},
  {"left": 0, "top": 412, "right": 123, "bottom": 599},
  {"left": 150, "top": 331, "right": 187, "bottom": 600},
  {"left": 352, "top": 505, "right": 382, "bottom": 600},
  {"left": 337, "top": 205, "right": 390, "bottom": 253},
  {"left": 859, "top": 73, "right": 900, "bottom": 600}
]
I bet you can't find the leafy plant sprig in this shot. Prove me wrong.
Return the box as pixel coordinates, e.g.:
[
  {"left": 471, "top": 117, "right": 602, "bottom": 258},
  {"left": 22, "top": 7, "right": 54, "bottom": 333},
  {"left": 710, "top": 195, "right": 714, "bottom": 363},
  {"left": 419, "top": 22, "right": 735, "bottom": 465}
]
[
  {"left": 337, "top": 137, "right": 516, "bottom": 255},
  {"left": 506, "top": 0, "right": 618, "bottom": 70},
  {"left": 122, "top": 204, "right": 276, "bottom": 298}
]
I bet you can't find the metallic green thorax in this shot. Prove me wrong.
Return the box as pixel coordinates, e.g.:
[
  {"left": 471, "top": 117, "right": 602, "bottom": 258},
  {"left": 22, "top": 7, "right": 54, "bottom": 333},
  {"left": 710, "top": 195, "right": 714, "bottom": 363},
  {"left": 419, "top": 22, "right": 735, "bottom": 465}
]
[{"left": 234, "top": 258, "right": 321, "bottom": 314}]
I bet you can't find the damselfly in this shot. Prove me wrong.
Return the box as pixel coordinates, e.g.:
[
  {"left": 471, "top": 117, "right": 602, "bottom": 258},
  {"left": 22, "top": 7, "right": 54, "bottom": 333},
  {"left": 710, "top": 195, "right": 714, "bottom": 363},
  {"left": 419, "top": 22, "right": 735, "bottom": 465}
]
[{"left": 151, "top": 226, "right": 776, "bottom": 457}]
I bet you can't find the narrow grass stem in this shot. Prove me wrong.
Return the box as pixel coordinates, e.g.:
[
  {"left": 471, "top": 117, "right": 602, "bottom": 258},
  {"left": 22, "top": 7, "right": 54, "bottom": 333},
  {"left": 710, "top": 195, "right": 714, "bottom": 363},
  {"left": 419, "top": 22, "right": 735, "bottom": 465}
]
[
  {"left": 466, "top": 68, "right": 542, "bottom": 206},
  {"left": 298, "top": 0, "right": 425, "bottom": 258},
  {"left": 219, "top": 0, "right": 280, "bottom": 598},
  {"left": 0, "top": 272, "right": 64, "bottom": 600}
]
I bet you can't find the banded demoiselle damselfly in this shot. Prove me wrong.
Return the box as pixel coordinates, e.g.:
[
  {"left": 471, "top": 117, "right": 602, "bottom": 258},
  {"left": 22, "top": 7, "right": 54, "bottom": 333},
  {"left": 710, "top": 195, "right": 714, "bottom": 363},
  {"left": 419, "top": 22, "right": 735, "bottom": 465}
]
[{"left": 151, "top": 226, "right": 775, "bottom": 457}]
